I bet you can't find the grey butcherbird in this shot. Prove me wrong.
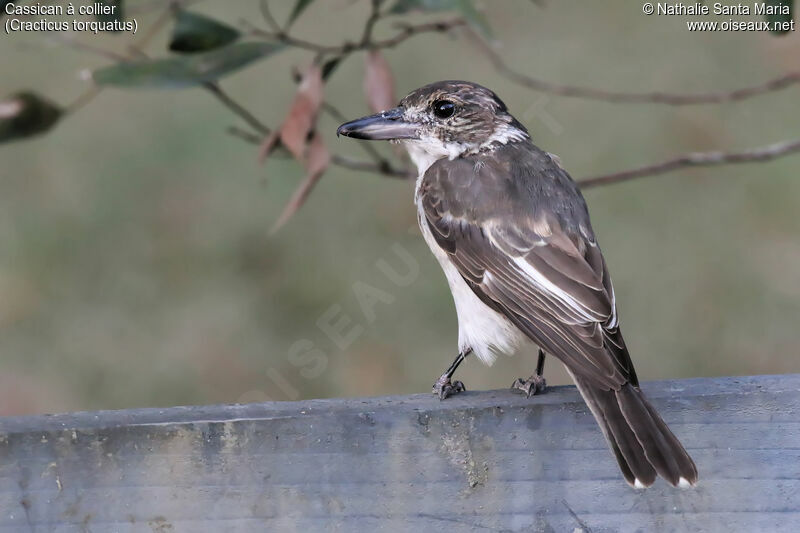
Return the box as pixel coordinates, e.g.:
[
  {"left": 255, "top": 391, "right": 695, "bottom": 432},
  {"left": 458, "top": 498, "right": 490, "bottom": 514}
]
[{"left": 337, "top": 80, "right": 697, "bottom": 488}]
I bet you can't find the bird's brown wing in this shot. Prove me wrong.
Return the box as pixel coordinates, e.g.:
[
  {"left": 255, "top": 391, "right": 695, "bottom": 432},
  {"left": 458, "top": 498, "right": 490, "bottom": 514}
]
[{"left": 418, "top": 153, "right": 635, "bottom": 390}]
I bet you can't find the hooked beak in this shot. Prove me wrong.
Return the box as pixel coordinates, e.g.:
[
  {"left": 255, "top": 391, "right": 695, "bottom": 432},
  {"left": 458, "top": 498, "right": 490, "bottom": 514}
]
[{"left": 337, "top": 107, "right": 419, "bottom": 141}]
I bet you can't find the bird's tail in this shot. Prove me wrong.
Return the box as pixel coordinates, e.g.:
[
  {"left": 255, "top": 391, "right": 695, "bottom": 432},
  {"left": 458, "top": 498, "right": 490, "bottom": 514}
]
[{"left": 571, "top": 374, "right": 698, "bottom": 488}]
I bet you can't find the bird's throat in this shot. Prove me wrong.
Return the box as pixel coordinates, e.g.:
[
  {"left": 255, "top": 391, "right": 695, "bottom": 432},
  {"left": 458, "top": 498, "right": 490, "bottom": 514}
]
[{"left": 404, "top": 140, "right": 447, "bottom": 177}]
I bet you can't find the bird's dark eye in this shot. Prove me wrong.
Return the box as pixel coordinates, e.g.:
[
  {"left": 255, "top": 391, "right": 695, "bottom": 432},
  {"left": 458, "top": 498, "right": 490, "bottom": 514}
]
[{"left": 432, "top": 100, "right": 456, "bottom": 119}]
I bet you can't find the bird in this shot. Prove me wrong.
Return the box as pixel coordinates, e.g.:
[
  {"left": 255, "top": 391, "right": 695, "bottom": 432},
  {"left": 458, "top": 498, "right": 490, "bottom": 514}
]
[{"left": 337, "top": 80, "right": 697, "bottom": 489}]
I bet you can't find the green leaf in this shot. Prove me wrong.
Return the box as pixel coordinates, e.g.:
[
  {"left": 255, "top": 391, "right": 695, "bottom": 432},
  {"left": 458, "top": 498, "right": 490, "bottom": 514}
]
[
  {"left": 764, "top": 0, "right": 794, "bottom": 35},
  {"left": 92, "top": 42, "right": 284, "bottom": 89},
  {"left": 388, "top": 0, "right": 491, "bottom": 38},
  {"left": 169, "top": 10, "right": 241, "bottom": 53},
  {"left": 0, "top": 92, "right": 62, "bottom": 144},
  {"left": 286, "top": 0, "right": 315, "bottom": 28},
  {"left": 96, "top": 0, "right": 125, "bottom": 32}
]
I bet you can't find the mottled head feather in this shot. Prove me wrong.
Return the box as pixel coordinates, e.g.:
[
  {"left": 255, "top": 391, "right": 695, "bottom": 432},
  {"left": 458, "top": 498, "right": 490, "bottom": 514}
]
[{"left": 399, "top": 80, "right": 528, "bottom": 148}]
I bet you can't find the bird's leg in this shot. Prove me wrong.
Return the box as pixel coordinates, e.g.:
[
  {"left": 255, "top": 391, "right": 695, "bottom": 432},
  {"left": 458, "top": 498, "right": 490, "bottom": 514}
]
[
  {"left": 511, "top": 348, "right": 548, "bottom": 398},
  {"left": 432, "top": 348, "right": 472, "bottom": 400}
]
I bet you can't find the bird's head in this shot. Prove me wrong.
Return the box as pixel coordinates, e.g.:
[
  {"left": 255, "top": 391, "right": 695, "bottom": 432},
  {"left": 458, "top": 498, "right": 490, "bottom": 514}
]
[{"left": 337, "top": 80, "right": 528, "bottom": 172}]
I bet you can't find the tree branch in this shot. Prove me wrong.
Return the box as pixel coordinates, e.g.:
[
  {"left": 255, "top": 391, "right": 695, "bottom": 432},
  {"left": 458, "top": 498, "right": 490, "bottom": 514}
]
[
  {"left": 370, "top": 19, "right": 466, "bottom": 50},
  {"left": 244, "top": 18, "right": 466, "bottom": 56},
  {"left": 472, "top": 33, "right": 800, "bottom": 105},
  {"left": 579, "top": 138, "right": 800, "bottom": 188},
  {"left": 64, "top": 86, "right": 102, "bottom": 116},
  {"left": 259, "top": 0, "right": 283, "bottom": 34},
  {"left": 126, "top": 2, "right": 176, "bottom": 58},
  {"left": 226, "top": 125, "right": 263, "bottom": 145},
  {"left": 331, "top": 154, "right": 413, "bottom": 179},
  {"left": 359, "top": 0, "right": 384, "bottom": 47},
  {"left": 204, "top": 82, "right": 271, "bottom": 135}
]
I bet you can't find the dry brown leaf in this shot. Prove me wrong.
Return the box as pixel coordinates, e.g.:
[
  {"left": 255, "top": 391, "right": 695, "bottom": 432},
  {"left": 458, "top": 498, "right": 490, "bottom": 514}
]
[
  {"left": 363, "top": 50, "right": 407, "bottom": 162},
  {"left": 258, "top": 63, "right": 324, "bottom": 164},
  {"left": 256, "top": 129, "right": 281, "bottom": 163},
  {"left": 305, "top": 129, "right": 331, "bottom": 177},
  {"left": 270, "top": 131, "right": 331, "bottom": 233},
  {"left": 363, "top": 50, "right": 395, "bottom": 114}
]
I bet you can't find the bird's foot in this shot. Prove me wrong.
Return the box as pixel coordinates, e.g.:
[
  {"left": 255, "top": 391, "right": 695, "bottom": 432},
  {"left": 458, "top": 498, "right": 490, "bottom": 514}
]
[
  {"left": 511, "top": 375, "right": 547, "bottom": 398},
  {"left": 432, "top": 374, "right": 465, "bottom": 400}
]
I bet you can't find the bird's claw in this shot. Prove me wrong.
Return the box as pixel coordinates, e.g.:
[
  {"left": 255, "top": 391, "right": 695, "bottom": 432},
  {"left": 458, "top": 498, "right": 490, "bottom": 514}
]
[
  {"left": 432, "top": 375, "right": 465, "bottom": 400},
  {"left": 511, "top": 375, "right": 547, "bottom": 398}
]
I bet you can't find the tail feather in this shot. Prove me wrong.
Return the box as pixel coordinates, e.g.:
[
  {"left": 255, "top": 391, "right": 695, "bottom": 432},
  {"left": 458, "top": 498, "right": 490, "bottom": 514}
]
[
  {"left": 635, "top": 388, "right": 699, "bottom": 486},
  {"left": 571, "top": 372, "right": 698, "bottom": 488},
  {"left": 616, "top": 384, "right": 689, "bottom": 486}
]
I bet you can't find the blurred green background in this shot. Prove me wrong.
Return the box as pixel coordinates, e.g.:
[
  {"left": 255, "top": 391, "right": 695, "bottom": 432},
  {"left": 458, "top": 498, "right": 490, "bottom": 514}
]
[{"left": 1, "top": 1, "right": 798, "bottom": 415}]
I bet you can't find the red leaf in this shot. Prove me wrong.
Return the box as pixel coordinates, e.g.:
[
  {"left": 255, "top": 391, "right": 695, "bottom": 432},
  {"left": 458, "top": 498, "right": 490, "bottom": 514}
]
[
  {"left": 258, "top": 63, "right": 324, "bottom": 164},
  {"left": 270, "top": 131, "right": 331, "bottom": 233},
  {"left": 363, "top": 50, "right": 395, "bottom": 114}
]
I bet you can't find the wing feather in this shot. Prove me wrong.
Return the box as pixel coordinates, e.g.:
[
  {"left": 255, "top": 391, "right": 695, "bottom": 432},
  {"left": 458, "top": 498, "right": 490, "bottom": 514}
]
[{"left": 419, "top": 146, "right": 635, "bottom": 390}]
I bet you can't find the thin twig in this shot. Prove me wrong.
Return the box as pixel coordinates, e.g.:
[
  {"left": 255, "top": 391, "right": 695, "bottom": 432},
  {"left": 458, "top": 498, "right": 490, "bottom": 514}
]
[
  {"left": 259, "top": 0, "right": 283, "bottom": 33},
  {"left": 204, "top": 82, "right": 271, "bottom": 135},
  {"left": 64, "top": 86, "right": 102, "bottom": 116},
  {"left": 371, "top": 19, "right": 466, "bottom": 50},
  {"left": 320, "top": 102, "right": 349, "bottom": 122},
  {"left": 227, "top": 125, "right": 262, "bottom": 145},
  {"left": 127, "top": 2, "right": 176, "bottom": 58},
  {"left": 242, "top": 20, "right": 337, "bottom": 53},
  {"left": 472, "top": 32, "right": 800, "bottom": 106},
  {"left": 360, "top": 0, "right": 384, "bottom": 46},
  {"left": 245, "top": 18, "right": 466, "bottom": 55},
  {"left": 579, "top": 139, "right": 800, "bottom": 188},
  {"left": 331, "top": 154, "right": 413, "bottom": 179}
]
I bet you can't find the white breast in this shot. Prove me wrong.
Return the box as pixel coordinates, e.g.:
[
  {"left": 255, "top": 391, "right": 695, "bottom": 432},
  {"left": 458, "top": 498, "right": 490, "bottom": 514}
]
[
  {"left": 404, "top": 137, "right": 526, "bottom": 365},
  {"left": 415, "top": 200, "right": 526, "bottom": 365}
]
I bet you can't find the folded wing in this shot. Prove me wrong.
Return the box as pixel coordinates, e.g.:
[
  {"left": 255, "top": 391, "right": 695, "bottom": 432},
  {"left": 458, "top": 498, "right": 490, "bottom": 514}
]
[{"left": 419, "top": 149, "right": 636, "bottom": 390}]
